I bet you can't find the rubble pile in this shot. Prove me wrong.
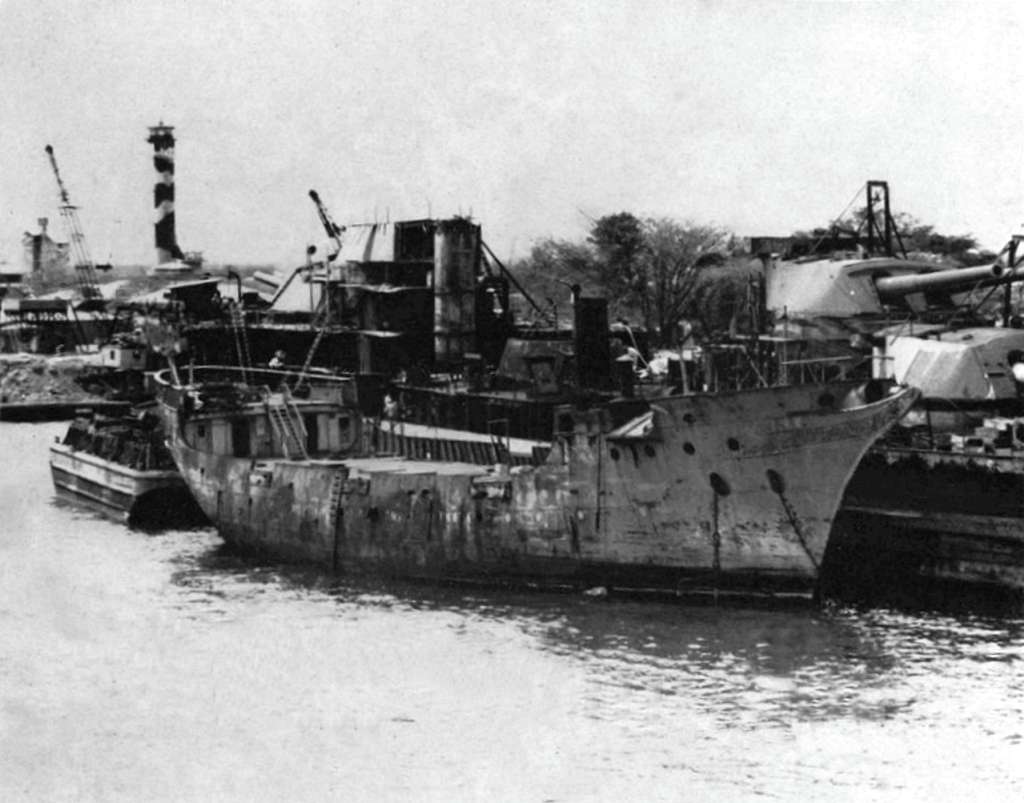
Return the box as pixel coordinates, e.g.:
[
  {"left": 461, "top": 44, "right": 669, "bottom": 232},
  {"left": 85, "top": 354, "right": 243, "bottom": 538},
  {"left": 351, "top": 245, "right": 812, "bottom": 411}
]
[{"left": 0, "top": 354, "right": 105, "bottom": 405}]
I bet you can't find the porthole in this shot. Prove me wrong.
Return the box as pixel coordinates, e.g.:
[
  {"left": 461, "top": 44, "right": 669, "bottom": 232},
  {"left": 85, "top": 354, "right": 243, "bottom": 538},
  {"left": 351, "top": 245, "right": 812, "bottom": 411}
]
[
  {"left": 709, "top": 472, "right": 731, "bottom": 497},
  {"left": 643, "top": 445, "right": 656, "bottom": 458},
  {"left": 727, "top": 437, "right": 740, "bottom": 451},
  {"left": 609, "top": 447, "right": 621, "bottom": 461}
]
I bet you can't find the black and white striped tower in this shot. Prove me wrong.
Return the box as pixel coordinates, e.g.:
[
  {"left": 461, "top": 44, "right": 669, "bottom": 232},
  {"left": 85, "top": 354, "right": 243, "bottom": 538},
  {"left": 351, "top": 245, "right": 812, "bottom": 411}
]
[{"left": 147, "top": 122, "right": 184, "bottom": 264}]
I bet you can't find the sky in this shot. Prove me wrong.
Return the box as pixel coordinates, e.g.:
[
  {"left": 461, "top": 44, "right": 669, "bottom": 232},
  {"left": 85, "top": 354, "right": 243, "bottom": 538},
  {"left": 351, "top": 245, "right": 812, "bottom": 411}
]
[{"left": 2, "top": 0, "right": 1023, "bottom": 270}]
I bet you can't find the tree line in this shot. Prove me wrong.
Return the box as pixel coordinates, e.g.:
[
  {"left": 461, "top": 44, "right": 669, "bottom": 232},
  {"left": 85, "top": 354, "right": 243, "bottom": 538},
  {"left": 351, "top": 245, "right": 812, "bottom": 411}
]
[
  {"left": 510, "top": 208, "right": 991, "bottom": 347},
  {"left": 511, "top": 213, "right": 743, "bottom": 348}
]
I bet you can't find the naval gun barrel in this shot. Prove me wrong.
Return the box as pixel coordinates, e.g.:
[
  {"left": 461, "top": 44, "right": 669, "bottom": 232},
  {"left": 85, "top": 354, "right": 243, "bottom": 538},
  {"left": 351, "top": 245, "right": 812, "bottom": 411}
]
[{"left": 874, "top": 263, "right": 1012, "bottom": 301}]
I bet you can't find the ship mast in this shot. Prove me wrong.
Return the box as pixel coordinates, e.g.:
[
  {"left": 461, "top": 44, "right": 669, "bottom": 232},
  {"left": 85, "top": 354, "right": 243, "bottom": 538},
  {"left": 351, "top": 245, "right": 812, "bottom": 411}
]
[{"left": 863, "top": 180, "right": 907, "bottom": 258}]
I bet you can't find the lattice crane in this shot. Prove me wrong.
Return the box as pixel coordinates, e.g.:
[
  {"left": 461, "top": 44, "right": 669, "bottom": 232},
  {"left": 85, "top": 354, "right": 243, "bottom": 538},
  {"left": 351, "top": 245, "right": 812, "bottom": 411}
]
[{"left": 44, "top": 144, "right": 105, "bottom": 307}]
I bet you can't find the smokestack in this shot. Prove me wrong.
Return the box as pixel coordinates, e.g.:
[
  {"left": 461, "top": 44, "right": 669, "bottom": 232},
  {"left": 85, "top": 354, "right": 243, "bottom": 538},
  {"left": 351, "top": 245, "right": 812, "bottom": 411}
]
[
  {"left": 147, "top": 122, "right": 184, "bottom": 264},
  {"left": 574, "top": 291, "right": 612, "bottom": 390}
]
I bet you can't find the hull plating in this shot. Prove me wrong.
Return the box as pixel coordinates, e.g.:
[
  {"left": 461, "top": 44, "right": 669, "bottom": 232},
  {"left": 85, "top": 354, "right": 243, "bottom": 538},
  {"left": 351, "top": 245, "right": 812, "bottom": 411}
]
[
  {"left": 162, "top": 384, "right": 916, "bottom": 598},
  {"left": 835, "top": 447, "right": 1024, "bottom": 596}
]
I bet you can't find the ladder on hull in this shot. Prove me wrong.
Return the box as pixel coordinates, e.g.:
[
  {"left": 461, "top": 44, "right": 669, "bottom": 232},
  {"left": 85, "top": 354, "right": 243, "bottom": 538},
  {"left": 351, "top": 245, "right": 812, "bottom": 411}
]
[{"left": 326, "top": 470, "right": 345, "bottom": 530}]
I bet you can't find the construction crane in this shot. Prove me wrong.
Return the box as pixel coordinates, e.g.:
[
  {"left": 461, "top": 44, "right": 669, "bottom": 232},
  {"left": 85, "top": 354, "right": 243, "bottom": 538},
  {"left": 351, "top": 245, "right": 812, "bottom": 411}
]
[
  {"left": 292, "top": 190, "right": 346, "bottom": 392},
  {"left": 44, "top": 144, "right": 106, "bottom": 308}
]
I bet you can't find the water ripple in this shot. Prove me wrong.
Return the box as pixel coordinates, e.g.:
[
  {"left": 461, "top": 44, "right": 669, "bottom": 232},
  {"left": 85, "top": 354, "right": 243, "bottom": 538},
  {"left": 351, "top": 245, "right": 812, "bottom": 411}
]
[{"left": 3, "top": 422, "right": 1023, "bottom": 800}]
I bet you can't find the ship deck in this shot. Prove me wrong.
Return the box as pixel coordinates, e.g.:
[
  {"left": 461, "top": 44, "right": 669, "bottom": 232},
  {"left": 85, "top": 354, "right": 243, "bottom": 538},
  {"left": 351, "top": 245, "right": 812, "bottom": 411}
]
[
  {"left": 279, "top": 454, "right": 499, "bottom": 477},
  {"left": 375, "top": 420, "right": 547, "bottom": 457}
]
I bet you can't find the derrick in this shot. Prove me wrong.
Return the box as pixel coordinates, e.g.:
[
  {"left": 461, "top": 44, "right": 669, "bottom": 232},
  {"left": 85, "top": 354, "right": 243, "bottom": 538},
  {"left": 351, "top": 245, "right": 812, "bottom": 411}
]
[{"left": 44, "top": 144, "right": 106, "bottom": 309}]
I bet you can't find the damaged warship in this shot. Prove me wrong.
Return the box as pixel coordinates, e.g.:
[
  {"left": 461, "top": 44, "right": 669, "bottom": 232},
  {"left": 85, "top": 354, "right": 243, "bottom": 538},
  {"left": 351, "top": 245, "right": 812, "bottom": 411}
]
[
  {"left": 763, "top": 181, "right": 1024, "bottom": 603},
  {"left": 154, "top": 201, "right": 916, "bottom": 600}
]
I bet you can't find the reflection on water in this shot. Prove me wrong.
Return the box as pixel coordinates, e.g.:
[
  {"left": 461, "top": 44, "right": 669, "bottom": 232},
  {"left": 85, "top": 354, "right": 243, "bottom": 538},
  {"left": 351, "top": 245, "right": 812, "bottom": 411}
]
[
  {"left": 176, "top": 548, "right": 1024, "bottom": 725},
  {"left": 2, "top": 423, "right": 1023, "bottom": 801}
]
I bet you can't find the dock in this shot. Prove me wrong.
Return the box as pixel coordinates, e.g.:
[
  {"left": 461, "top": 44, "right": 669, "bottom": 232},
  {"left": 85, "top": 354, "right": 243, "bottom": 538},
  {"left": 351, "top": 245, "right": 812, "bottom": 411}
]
[{"left": 0, "top": 400, "right": 132, "bottom": 422}]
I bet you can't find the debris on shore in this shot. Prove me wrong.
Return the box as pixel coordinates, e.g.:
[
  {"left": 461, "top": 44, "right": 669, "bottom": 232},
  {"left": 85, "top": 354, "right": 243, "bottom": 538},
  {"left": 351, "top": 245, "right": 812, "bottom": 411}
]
[{"left": 0, "top": 353, "right": 106, "bottom": 405}]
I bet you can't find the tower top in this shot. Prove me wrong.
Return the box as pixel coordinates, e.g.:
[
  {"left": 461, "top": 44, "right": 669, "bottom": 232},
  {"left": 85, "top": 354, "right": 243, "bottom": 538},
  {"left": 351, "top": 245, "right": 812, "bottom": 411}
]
[{"left": 147, "top": 123, "right": 176, "bottom": 147}]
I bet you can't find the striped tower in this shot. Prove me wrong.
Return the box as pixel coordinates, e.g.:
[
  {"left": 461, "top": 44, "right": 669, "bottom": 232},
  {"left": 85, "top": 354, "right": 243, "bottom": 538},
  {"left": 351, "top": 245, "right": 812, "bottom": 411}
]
[{"left": 147, "top": 123, "right": 184, "bottom": 264}]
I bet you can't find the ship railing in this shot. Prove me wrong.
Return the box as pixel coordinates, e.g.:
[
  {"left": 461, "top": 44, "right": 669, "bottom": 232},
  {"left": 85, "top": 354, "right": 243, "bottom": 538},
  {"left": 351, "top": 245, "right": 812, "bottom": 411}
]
[
  {"left": 370, "top": 418, "right": 533, "bottom": 466},
  {"left": 778, "top": 355, "right": 857, "bottom": 386},
  {"left": 154, "top": 364, "right": 356, "bottom": 406},
  {"left": 693, "top": 344, "right": 854, "bottom": 393}
]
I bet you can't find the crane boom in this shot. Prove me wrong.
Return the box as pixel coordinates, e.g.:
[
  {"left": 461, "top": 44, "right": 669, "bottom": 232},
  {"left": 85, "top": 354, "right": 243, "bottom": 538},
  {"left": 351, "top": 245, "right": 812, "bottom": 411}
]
[
  {"left": 291, "top": 190, "right": 347, "bottom": 392},
  {"left": 308, "top": 189, "right": 344, "bottom": 262},
  {"left": 44, "top": 144, "right": 102, "bottom": 302}
]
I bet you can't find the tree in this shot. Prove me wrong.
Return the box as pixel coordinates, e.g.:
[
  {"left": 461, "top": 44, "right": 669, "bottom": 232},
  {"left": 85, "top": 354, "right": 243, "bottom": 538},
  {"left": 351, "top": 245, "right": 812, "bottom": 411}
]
[
  {"left": 510, "top": 213, "right": 736, "bottom": 344},
  {"left": 588, "top": 211, "right": 646, "bottom": 301},
  {"left": 513, "top": 238, "right": 599, "bottom": 325},
  {"left": 639, "top": 218, "right": 733, "bottom": 345}
]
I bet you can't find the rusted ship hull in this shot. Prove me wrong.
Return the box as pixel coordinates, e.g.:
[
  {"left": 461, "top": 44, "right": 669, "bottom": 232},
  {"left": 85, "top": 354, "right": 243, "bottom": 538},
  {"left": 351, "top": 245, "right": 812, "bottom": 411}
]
[
  {"left": 829, "top": 448, "right": 1024, "bottom": 603},
  {"left": 159, "top": 378, "right": 917, "bottom": 599}
]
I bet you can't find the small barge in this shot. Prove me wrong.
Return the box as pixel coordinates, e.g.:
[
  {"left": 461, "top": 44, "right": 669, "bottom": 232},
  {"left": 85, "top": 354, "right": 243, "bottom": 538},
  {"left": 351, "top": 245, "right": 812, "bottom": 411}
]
[{"left": 50, "top": 407, "right": 206, "bottom": 526}]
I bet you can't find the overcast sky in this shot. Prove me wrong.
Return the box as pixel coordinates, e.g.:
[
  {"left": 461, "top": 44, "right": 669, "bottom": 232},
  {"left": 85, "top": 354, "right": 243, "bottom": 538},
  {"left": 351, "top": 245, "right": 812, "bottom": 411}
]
[{"left": 2, "top": 0, "right": 1023, "bottom": 269}]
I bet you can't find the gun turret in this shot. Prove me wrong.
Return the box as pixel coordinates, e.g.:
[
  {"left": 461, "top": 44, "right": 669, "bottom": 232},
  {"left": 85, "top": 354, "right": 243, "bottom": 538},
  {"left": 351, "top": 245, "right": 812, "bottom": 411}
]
[{"left": 768, "top": 256, "right": 1024, "bottom": 319}]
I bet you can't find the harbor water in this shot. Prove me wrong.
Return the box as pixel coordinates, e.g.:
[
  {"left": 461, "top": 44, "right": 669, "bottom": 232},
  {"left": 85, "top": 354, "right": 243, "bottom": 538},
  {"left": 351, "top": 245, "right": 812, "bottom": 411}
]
[{"left": 1, "top": 422, "right": 1022, "bottom": 801}]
